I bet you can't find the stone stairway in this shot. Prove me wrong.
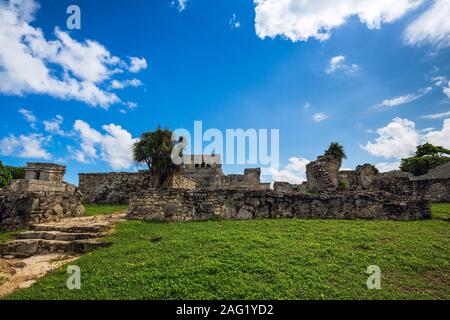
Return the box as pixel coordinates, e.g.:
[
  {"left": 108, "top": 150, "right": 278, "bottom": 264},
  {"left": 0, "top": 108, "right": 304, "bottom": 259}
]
[{"left": 0, "top": 214, "right": 126, "bottom": 259}]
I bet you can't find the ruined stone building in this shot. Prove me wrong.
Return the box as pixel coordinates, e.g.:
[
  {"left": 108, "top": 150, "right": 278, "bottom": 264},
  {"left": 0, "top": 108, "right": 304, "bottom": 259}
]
[
  {"left": 125, "top": 153, "right": 441, "bottom": 222},
  {"left": 0, "top": 163, "right": 84, "bottom": 230},
  {"left": 2, "top": 151, "right": 446, "bottom": 230},
  {"left": 79, "top": 154, "right": 270, "bottom": 204}
]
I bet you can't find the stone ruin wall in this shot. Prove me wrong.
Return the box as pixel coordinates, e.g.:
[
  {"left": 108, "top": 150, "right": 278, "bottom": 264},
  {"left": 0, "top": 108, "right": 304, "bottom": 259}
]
[
  {"left": 79, "top": 171, "right": 153, "bottom": 204},
  {"left": 0, "top": 163, "right": 84, "bottom": 230},
  {"left": 79, "top": 167, "right": 270, "bottom": 204},
  {"left": 338, "top": 163, "right": 450, "bottom": 203},
  {"left": 127, "top": 188, "right": 430, "bottom": 222},
  {"left": 374, "top": 174, "right": 450, "bottom": 203}
]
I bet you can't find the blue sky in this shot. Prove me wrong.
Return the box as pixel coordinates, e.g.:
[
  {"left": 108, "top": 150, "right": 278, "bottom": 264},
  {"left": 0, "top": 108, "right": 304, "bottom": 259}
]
[{"left": 1, "top": 0, "right": 450, "bottom": 185}]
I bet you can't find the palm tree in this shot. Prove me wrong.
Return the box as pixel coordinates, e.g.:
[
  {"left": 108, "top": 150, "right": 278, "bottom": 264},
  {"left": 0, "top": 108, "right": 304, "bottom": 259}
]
[
  {"left": 132, "top": 127, "right": 181, "bottom": 187},
  {"left": 325, "top": 142, "right": 347, "bottom": 163}
]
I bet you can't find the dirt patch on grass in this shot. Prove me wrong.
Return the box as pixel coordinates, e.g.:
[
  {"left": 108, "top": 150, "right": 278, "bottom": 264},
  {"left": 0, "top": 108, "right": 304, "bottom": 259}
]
[{"left": 0, "top": 254, "right": 79, "bottom": 298}]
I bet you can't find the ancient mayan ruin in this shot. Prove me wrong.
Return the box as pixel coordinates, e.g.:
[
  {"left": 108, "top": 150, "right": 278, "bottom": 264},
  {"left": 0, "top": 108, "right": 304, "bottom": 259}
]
[
  {"left": 1, "top": 152, "right": 449, "bottom": 230},
  {"left": 0, "top": 163, "right": 85, "bottom": 230},
  {"left": 77, "top": 152, "right": 449, "bottom": 222}
]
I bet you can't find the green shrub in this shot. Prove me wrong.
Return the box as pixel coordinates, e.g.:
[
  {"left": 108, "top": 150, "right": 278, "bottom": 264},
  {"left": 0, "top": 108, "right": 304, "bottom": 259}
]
[
  {"left": 5, "top": 165, "right": 25, "bottom": 180},
  {"left": 0, "top": 161, "right": 13, "bottom": 189},
  {"left": 400, "top": 143, "right": 450, "bottom": 176},
  {"left": 338, "top": 180, "right": 349, "bottom": 189}
]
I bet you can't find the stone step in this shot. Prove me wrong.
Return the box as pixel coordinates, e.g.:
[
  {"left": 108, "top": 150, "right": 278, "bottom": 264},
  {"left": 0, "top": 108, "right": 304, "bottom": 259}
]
[
  {"left": 31, "top": 224, "right": 111, "bottom": 234},
  {"left": 0, "top": 239, "right": 112, "bottom": 258},
  {"left": 17, "top": 231, "right": 104, "bottom": 241}
]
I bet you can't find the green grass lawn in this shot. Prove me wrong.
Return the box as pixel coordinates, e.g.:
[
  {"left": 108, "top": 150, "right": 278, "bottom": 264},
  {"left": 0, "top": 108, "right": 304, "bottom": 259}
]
[
  {"left": 431, "top": 203, "right": 450, "bottom": 220},
  {"left": 3, "top": 204, "right": 450, "bottom": 300},
  {"left": 83, "top": 204, "right": 128, "bottom": 216}
]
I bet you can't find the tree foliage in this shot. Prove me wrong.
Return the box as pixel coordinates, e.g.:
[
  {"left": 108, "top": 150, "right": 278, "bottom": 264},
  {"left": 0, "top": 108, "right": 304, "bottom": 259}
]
[
  {"left": 132, "top": 127, "right": 182, "bottom": 187},
  {"left": 325, "top": 142, "right": 347, "bottom": 163},
  {"left": 0, "top": 161, "right": 13, "bottom": 189},
  {"left": 5, "top": 165, "right": 25, "bottom": 180},
  {"left": 400, "top": 143, "right": 450, "bottom": 176}
]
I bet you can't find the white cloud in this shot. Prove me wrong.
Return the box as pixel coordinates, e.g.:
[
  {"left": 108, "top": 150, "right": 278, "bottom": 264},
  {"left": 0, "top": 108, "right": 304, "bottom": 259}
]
[
  {"left": 172, "top": 0, "right": 189, "bottom": 12},
  {"left": 304, "top": 102, "right": 311, "bottom": 109},
  {"left": 230, "top": 14, "right": 241, "bottom": 29},
  {"left": 432, "top": 76, "right": 450, "bottom": 99},
  {"left": 72, "top": 120, "right": 136, "bottom": 169},
  {"left": 126, "top": 101, "right": 138, "bottom": 110},
  {"left": 422, "top": 110, "right": 450, "bottom": 120},
  {"left": 423, "top": 118, "right": 450, "bottom": 149},
  {"left": 404, "top": 0, "right": 450, "bottom": 48},
  {"left": 0, "top": 133, "right": 51, "bottom": 159},
  {"left": 67, "top": 146, "right": 88, "bottom": 164},
  {"left": 362, "top": 118, "right": 420, "bottom": 159},
  {"left": 376, "top": 87, "right": 432, "bottom": 108},
  {"left": 18, "top": 108, "right": 37, "bottom": 128},
  {"left": 326, "top": 55, "right": 359, "bottom": 74},
  {"left": 313, "top": 113, "right": 328, "bottom": 123},
  {"left": 362, "top": 117, "right": 450, "bottom": 159},
  {"left": 375, "top": 162, "right": 401, "bottom": 172},
  {"left": 268, "top": 157, "right": 310, "bottom": 184},
  {"left": 110, "top": 79, "right": 143, "bottom": 90},
  {"left": 0, "top": 0, "right": 145, "bottom": 108},
  {"left": 128, "top": 57, "right": 148, "bottom": 73},
  {"left": 444, "top": 84, "right": 450, "bottom": 99},
  {"left": 254, "top": 0, "right": 423, "bottom": 42},
  {"left": 43, "top": 115, "right": 68, "bottom": 136}
]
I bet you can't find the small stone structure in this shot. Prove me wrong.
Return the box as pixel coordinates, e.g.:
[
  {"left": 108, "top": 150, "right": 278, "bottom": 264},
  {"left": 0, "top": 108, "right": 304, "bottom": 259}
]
[
  {"left": 127, "top": 188, "right": 430, "bottom": 222},
  {"left": 0, "top": 163, "right": 84, "bottom": 230},
  {"left": 24, "top": 163, "right": 66, "bottom": 182}
]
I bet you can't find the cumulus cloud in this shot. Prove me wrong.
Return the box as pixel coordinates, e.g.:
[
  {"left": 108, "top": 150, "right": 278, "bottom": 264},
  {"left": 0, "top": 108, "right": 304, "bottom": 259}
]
[
  {"left": 375, "top": 162, "right": 401, "bottom": 172},
  {"left": 423, "top": 118, "right": 450, "bottom": 149},
  {"left": 128, "top": 57, "right": 148, "bottom": 73},
  {"left": 0, "top": 0, "right": 145, "bottom": 108},
  {"left": 404, "top": 0, "right": 450, "bottom": 48},
  {"left": 72, "top": 120, "right": 136, "bottom": 169},
  {"left": 326, "top": 55, "right": 359, "bottom": 74},
  {"left": 267, "top": 157, "right": 310, "bottom": 184},
  {"left": 43, "top": 115, "right": 68, "bottom": 136},
  {"left": 254, "top": 0, "right": 423, "bottom": 42},
  {"left": 0, "top": 133, "right": 51, "bottom": 159},
  {"left": 376, "top": 87, "right": 432, "bottom": 108},
  {"left": 362, "top": 117, "right": 450, "bottom": 159},
  {"left": 313, "top": 113, "right": 328, "bottom": 123},
  {"left": 18, "top": 108, "right": 37, "bottom": 128},
  {"left": 362, "top": 118, "right": 420, "bottom": 159}
]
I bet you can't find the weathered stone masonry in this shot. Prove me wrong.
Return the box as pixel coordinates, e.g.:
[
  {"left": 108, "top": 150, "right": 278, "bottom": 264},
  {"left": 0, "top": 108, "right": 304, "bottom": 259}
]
[
  {"left": 79, "top": 171, "right": 153, "bottom": 204},
  {"left": 127, "top": 188, "right": 430, "bottom": 222},
  {"left": 338, "top": 162, "right": 450, "bottom": 203},
  {"left": 0, "top": 163, "right": 84, "bottom": 230},
  {"left": 79, "top": 155, "right": 270, "bottom": 204}
]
